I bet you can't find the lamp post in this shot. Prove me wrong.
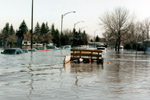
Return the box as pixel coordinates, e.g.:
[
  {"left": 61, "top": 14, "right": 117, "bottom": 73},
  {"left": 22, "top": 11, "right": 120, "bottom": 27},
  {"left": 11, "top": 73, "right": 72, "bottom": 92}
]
[
  {"left": 94, "top": 29, "right": 100, "bottom": 48},
  {"left": 60, "top": 11, "right": 76, "bottom": 35},
  {"left": 74, "top": 21, "right": 84, "bottom": 29},
  {"left": 31, "top": 0, "right": 34, "bottom": 49}
]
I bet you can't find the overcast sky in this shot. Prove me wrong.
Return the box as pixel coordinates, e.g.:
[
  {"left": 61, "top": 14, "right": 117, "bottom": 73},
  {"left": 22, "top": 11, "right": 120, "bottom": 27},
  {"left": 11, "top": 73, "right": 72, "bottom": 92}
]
[{"left": 0, "top": 0, "right": 150, "bottom": 37}]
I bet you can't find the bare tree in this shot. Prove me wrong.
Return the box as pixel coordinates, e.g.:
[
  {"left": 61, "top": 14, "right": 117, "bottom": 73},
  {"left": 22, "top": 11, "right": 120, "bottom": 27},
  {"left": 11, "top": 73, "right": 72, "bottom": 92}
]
[
  {"left": 135, "top": 21, "right": 147, "bottom": 42},
  {"left": 123, "top": 22, "right": 136, "bottom": 44},
  {"left": 100, "top": 7, "right": 131, "bottom": 52},
  {"left": 142, "top": 18, "right": 150, "bottom": 40}
]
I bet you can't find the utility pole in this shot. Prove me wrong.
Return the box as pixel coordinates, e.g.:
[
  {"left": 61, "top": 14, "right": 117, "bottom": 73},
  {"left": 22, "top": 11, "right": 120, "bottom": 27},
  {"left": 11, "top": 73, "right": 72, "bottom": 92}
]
[{"left": 31, "top": 0, "right": 34, "bottom": 49}]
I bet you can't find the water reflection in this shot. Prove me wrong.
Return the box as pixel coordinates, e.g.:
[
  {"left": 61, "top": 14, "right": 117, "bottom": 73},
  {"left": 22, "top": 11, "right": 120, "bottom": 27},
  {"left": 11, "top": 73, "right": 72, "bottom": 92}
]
[
  {"left": 64, "top": 62, "right": 71, "bottom": 73},
  {"left": 69, "top": 62, "right": 103, "bottom": 87},
  {"left": 100, "top": 50, "right": 150, "bottom": 100},
  {"left": 27, "top": 53, "right": 34, "bottom": 100},
  {"left": 70, "top": 63, "right": 103, "bottom": 73}
]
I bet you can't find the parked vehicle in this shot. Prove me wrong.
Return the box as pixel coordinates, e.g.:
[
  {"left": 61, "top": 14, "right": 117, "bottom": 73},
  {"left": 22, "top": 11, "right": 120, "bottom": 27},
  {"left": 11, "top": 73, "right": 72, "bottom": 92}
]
[
  {"left": 47, "top": 46, "right": 58, "bottom": 50},
  {"left": 97, "top": 47, "right": 106, "bottom": 58},
  {"left": 1, "top": 48, "right": 24, "bottom": 54},
  {"left": 22, "top": 49, "right": 29, "bottom": 53},
  {"left": 120, "top": 46, "right": 124, "bottom": 50},
  {"left": 97, "top": 47, "right": 106, "bottom": 53},
  {"left": 28, "top": 48, "right": 37, "bottom": 52},
  {"left": 64, "top": 45, "right": 71, "bottom": 49}
]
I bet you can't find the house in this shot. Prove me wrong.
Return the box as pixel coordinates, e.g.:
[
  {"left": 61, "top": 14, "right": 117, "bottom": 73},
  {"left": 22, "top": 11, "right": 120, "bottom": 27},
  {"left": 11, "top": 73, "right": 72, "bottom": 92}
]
[{"left": 22, "top": 40, "right": 31, "bottom": 46}]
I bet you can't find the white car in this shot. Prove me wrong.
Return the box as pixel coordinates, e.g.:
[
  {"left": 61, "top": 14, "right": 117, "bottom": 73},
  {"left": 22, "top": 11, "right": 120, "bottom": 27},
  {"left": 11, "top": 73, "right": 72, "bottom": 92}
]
[{"left": 97, "top": 47, "right": 106, "bottom": 53}]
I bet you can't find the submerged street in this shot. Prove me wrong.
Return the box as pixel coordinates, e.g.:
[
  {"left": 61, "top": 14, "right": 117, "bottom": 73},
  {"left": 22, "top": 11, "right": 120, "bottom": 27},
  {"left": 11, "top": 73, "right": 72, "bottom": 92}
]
[{"left": 0, "top": 49, "right": 150, "bottom": 100}]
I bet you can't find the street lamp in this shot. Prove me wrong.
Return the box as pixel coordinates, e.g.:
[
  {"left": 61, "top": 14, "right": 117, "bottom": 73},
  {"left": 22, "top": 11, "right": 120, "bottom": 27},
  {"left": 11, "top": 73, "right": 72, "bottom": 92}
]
[
  {"left": 31, "top": 0, "right": 34, "bottom": 49},
  {"left": 74, "top": 21, "right": 84, "bottom": 29},
  {"left": 60, "top": 11, "right": 76, "bottom": 34},
  {"left": 94, "top": 29, "right": 100, "bottom": 48}
]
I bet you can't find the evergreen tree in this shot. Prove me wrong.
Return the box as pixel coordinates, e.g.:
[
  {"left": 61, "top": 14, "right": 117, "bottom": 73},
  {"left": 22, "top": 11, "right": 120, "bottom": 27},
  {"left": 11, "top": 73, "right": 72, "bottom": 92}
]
[
  {"left": 16, "top": 20, "right": 28, "bottom": 48},
  {"left": 2, "top": 23, "right": 10, "bottom": 46},
  {"left": 9, "top": 24, "right": 15, "bottom": 35},
  {"left": 90, "top": 39, "right": 93, "bottom": 42},
  {"left": 60, "top": 34, "right": 69, "bottom": 46},
  {"left": 72, "top": 30, "right": 79, "bottom": 46},
  {"left": 95, "top": 35, "right": 100, "bottom": 42},
  {"left": 39, "top": 22, "right": 51, "bottom": 44},
  {"left": 50, "top": 24, "right": 60, "bottom": 46},
  {"left": 50, "top": 24, "right": 55, "bottom": 36},
  {"left": 18, "top": 20, "right": 28, "bottom": 34},
  {"left": 8, "top": 25, "right": 16, "bottom": 47},
  {"left": 81, "top": 31, "right": 88, "bottom": 45},
  {"left": 41, "top": 23, "right": 49, "bottom": 34},
  {"left": 78, "top": 29, "right": 82, "bottom": 45},
  {"left": 34, "top": 22, "right": 41, "bottom": 34},
  {"left": 54, "top": 29, "right": 60, "bottom": 46},
  {"left": 72, "top": 29, "right": 89, "bottom": 46},
  {"left": 2, "top": 23, "right": 9, "bottom": 35},
  {"left": 45, "top": 22, "right": 49, "bottom": 32},
  {"left": 34, "top": 22, "right": 41, "bottom": 43},
  {"left": 60, "top": 33, "right": 64, "bottom": 46}
]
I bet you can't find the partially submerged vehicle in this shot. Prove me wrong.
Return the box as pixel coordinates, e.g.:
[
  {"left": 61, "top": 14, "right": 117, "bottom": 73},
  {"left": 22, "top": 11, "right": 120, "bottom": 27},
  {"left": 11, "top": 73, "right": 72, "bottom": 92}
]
[
  {"left": 120, "top": 46, "right": 124, "bottom": 50},
  {"left": 22, "top": 49, "right": 29, "bottom": 53},
  {"left": 1, "top": 48, "right": 24, "bottom": 54},
  {"left": 28, "top": 48, "right": 37, "bottom": 52},
  {"left": 64, "top": 45, "right": 71, "bottom": 49},
  {"left": 47, "top": 46, "right": 58, "bottom": 50},
  {"left": 97, "top": 46, "right": 106, "bottom": 53}
]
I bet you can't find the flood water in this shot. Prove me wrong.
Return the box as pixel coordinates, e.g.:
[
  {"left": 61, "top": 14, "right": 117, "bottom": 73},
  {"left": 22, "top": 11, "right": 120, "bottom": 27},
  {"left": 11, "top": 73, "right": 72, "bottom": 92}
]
[{"left": 0, "top": 49, "right": 150, "bottom": 100}]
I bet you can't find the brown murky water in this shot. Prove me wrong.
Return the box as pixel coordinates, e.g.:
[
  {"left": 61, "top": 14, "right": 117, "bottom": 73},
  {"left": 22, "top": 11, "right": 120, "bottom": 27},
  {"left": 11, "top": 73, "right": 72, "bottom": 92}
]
[{"left": 0, "top": 49, "right": 150, "bottom": 100}]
